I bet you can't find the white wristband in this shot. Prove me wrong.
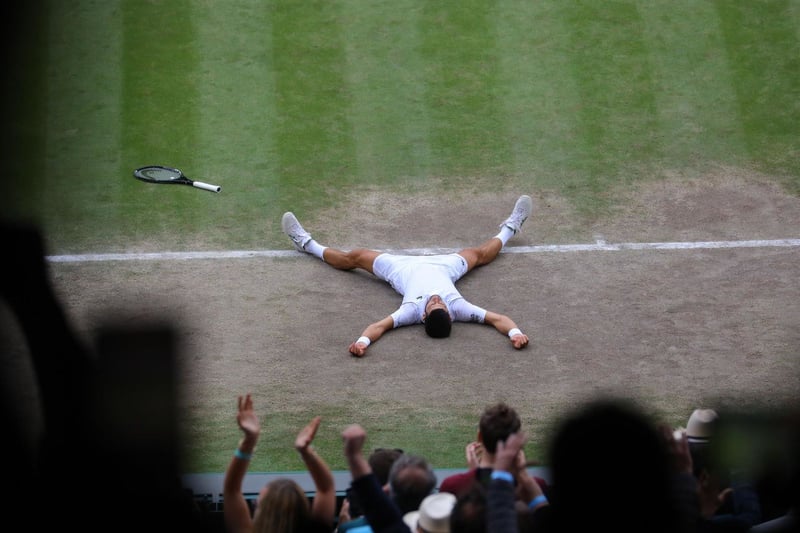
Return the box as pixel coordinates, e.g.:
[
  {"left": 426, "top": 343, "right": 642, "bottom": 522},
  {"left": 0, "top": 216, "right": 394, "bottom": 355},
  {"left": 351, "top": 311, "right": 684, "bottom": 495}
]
[
  {"left": 508, "top": 328, "right": 522, "bottom": 339},
  {"left": 356, "top": 336, "right": 371, "bottom": 347}
]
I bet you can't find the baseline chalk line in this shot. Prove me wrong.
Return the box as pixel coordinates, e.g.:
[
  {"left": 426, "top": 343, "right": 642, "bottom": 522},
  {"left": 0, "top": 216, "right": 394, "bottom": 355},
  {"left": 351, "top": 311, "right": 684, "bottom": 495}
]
[{"left": 45, "top": 238, "right": 800, "bottom": 263}]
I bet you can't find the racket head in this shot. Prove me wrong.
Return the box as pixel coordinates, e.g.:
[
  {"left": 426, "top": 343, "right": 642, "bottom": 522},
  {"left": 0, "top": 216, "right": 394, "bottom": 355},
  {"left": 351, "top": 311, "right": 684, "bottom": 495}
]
[{"left": 133, "top": 165, "right": 190, "bottom": 185}]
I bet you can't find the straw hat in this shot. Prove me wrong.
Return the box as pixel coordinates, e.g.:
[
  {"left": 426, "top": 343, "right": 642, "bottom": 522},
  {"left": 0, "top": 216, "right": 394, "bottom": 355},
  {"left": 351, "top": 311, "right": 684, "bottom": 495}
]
[
  {"left": 685, "top": 408, "right": 718, "bottom": 443},
  {"left": 402, "top": 492, "right": 457, "bottom": 533}
]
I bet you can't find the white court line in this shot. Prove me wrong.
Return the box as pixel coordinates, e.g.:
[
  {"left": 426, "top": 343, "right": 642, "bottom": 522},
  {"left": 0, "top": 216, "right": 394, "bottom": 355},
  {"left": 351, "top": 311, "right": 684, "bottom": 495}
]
[{"left": 45, "top": 238, "right": 800, "bottom": 263}]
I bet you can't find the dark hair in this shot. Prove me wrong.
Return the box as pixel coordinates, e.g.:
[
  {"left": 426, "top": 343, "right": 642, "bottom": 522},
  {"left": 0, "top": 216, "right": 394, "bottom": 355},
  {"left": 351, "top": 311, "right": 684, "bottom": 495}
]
[
  {"left": 546, "top": 398, "right": 678, "bottom": 533},
  {"left": 370, "top": 448, "right": 404, "bottom": 486},
  {"left": 347, "top": 447, "right": 404, "bottom": 518},
  {"left": 424, "top": 308, "right": 451, "bottom": 338},
  {"left": 450, "top": 484, "right": 487, "bottom": 533},
  {"left": 388, "top": 454, "right": 437, "bottom": 514},
  {"left": 479, "top": 402, "right": 522, "bottom": 453},
  {"left": 688, "top": 441, "right": 730, "bottom": 487}
]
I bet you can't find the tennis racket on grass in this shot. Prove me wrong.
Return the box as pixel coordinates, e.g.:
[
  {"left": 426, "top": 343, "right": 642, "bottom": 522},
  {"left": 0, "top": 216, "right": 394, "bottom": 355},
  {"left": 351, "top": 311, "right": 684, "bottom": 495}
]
[{"left": 133, "top": 165, "right": 222, "bottom": 193}]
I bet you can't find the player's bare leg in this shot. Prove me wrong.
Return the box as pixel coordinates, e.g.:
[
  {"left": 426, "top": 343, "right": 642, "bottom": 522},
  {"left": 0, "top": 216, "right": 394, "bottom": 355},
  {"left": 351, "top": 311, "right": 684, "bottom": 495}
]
[
  {"left": 321, "top": 248, "right": 381, "bottom": 274},
  {"left": 458, "top": 238, "right": 504, "bottom": 272},
  {"left": 282, "top": 212, "right": 379, "bottom": 273}
]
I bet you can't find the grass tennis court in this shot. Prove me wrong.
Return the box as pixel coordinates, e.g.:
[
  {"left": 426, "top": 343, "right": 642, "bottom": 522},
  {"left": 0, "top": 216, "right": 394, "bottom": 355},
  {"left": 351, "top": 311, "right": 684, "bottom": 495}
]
[{"left": 2, "top": 1, "right": 799, "bottom": 474}]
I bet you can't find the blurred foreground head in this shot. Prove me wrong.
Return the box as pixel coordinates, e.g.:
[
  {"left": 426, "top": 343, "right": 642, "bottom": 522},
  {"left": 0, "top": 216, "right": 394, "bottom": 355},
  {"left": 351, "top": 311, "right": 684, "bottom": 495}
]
[{"left": 546, "top": 397, "right": 679, "bottom": 533}]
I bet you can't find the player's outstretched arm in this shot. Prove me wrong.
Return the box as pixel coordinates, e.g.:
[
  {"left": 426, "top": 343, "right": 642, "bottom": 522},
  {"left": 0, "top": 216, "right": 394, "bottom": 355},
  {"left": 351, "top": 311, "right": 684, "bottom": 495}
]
[
  {"left": 484, "top": 311, "right": 529, "bottom": 349},
  {"left": 348, "top": 315, "right": 394, "bottom": 357}
]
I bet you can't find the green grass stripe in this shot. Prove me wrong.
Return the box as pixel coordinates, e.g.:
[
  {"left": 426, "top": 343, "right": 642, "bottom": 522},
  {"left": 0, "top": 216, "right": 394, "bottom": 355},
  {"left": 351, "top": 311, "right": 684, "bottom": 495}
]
[
  {"left": 637, "top": 0, "right": 748, "bottom": 172},
  {"left": 419, "top": 1, "right": 511, "bottom": 178},
  {"left": 493, "top": 2, "right": 583, "bottom": 189},
  {"left": 120, "top": 0, "right": 207, "bottom": 251},
  {"left": 714, "top": 0, "right": 800, "bottom": 189},
  {"left": 192, "top": 1, "right": 281, "bottom": 249},
  {"left": 339, "top": 0, "right": 433, "bottom": 184},
  {"left": 42, "top": 0, "right": 123, "bottom": 253},
  {"left": 558, "top": 1, "right": 661, "bottom": 214},
  {"left": 270, "top": 0, "right": 357, "bottom": 210}
]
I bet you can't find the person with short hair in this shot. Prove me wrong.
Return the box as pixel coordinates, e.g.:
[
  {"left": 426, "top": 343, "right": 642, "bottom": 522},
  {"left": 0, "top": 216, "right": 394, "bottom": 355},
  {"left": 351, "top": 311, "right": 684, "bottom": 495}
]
[
  {"left": 281, "top": 195, "right": 533, "bottom": 357},
  {"left": 388, "top": 453, "right": 438, "bottom": 515},
  {"left": 341, "top": 423, "right": 413, "bottom": 533},
  {"left": 338, "top": 448, "right": 436, "bottom": 532},
  {"left": 338, "top": 447, "right": 405, "bottom": 533},
  {"left": 439, "top": 402, "right": 547, "bottom": 500}
]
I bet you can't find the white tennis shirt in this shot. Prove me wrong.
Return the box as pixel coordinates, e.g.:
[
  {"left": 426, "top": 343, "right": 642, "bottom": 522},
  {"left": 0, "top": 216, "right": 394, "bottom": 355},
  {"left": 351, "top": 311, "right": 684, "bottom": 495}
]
[{"left": 372, "top": 253, "right": 487, "bottom": 328}]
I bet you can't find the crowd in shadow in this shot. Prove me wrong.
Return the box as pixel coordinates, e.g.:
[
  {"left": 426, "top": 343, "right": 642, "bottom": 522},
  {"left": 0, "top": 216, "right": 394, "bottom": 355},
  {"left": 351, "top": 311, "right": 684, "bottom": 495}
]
[
  {"left": 2, "top": 220, "right": 798, "bottom": 533},
  {"left": 1, "top": 221, "right": 208, "bottom": 531}
]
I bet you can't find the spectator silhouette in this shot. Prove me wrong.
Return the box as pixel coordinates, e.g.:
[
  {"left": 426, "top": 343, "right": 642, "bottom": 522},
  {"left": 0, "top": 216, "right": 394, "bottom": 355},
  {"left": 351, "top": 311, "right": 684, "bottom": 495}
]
[
  {"left": 533, "top": 397, "right": 685, "bottom": 533},
  {"left": 1, "top": 220, "right": 214, "bottom": 531},
  {"left": 748, "top": 405, "right": 800, "bottom": 532},
  {"left": 1, "top": 221, "right": 92, "bottom": 475}
]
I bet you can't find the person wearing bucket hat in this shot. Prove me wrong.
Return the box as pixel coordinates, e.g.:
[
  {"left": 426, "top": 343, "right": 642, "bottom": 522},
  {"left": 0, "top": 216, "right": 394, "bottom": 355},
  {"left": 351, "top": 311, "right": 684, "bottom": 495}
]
[
  {"left": 680, "top": 409, "right": 764, "bottom": 532},
  {"left": 402, "top": 492, "right": 457, "bottom": 533}
]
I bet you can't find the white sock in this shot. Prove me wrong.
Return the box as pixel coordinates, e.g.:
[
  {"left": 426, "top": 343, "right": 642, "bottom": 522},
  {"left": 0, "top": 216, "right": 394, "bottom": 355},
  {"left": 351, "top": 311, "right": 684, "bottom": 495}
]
[
  {"left": 305, "top": 240, "right": 327, "bottom": 260},
  {"left": 495, "top": 226, "right": 515, "bottom": 246}
]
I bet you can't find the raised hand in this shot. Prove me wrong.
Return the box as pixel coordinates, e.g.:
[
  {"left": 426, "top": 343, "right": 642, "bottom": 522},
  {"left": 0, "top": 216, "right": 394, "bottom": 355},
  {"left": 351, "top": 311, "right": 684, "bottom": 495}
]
[
  {"left": 236, "top": 394, "right": 260, "bottom": 437},
  {"left": 295, "top": 415, "right": 322, "bottom": 453},
  {"left": 342, "top": 424, "right": 367, "bottom": 459}
]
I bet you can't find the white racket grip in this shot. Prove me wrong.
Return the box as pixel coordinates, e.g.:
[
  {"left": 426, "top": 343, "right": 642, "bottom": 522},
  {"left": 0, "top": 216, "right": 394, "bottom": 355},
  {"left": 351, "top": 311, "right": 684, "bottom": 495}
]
[{"left": 192, "top": 181, "right": 221, "bottom": 193}]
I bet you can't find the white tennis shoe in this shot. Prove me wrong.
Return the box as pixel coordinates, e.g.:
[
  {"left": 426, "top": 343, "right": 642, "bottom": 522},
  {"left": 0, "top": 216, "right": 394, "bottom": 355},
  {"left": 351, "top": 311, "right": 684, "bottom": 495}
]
[
  {"left": 501, "top": 195, "right": 533, "bottom": 234},
  {"left": 282, "top": 212, "right": 312, "bottom": 251}
]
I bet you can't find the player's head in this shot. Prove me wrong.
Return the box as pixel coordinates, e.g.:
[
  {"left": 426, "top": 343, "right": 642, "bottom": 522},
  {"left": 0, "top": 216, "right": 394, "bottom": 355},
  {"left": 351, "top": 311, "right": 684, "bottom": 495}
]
[
  {"left": 423, "top": 295, "right": 452, "bottom": 338},
  {"left": 425, "top": 309, "right": 451, "bottom": 338}
]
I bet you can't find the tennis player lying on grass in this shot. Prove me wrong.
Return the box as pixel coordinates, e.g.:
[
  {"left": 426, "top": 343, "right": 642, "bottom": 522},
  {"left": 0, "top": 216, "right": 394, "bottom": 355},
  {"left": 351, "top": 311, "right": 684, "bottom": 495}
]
[{"left": 282, "top": 195, "right": 532, "bottom": 357}]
